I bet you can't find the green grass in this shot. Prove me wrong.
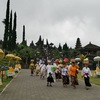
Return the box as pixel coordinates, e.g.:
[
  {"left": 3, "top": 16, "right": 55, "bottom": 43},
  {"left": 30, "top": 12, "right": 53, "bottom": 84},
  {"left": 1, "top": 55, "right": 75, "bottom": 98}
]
[
  {"left": 0, "top": 77, "right": 13, "bottom": 93},
  {"left": 78, "top": 70, "right": 100, "bottom": 86}
]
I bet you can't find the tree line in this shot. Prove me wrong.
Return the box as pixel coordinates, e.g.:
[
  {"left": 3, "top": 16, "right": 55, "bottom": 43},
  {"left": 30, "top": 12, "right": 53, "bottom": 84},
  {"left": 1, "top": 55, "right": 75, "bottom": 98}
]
[
  {"left": 2, "top": 0, "right": 17, "bottom": 51},
  {"left": 0, "top": 0, "right": 82, "bottom": 61}
]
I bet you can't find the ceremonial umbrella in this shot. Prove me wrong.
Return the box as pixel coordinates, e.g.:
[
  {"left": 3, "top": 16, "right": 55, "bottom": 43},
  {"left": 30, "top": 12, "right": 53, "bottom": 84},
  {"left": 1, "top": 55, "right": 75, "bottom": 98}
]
[
  {"left": 5, "top": 54, "right": 15, "bottom": 66},
  {"left": 5, "top": 54, "right": 15, "bottom": 59},
  {"left": 14, "top": 56, "right": 22, "bottom": 64},
  {"left": 14, "top": 56, "right": 22, "bottom": 61},
  {"left": 94, "top": 56, "right": 100, "bottom": 67}
]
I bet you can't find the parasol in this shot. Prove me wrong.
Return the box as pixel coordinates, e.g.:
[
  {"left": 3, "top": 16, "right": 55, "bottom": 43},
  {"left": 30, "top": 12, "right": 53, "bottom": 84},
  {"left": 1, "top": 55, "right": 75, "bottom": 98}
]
[
  {"left": 14, "top": 56, "right": 22, "bottom": 60},
  {"left": 94, "top": 56, "right": 100, "bottom": 66},
  {"left": 5, "top": 54, "right": 15, "bottom": 66},
  {"left": 5, "top": 54, "right": 15, "bottom": 59}
]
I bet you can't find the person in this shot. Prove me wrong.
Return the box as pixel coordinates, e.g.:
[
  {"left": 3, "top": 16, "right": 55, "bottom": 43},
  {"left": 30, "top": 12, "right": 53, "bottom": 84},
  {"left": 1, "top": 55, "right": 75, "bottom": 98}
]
[
  {"left": 69, "top": 59, "right": 79, "bottom": 88},
  {"left": 94, "top": 64, "right": 100, "bottom": 77},
  {"left": 29, "top": 60, "right": 35, "bottom": 76},
  {"left": 61, "top": 62, "right": 69, "bottom": 86},
  {"left": 35, "top": 62, "right": 40, "bottom": 76},
  {"left": 82, "top": 58, "right": 92, "bottom": 90},
  {"left": 46, "top": 60, "right": 54, "bottom": 87},
  {"left": 54, "top": 60, "right": 61, "bottom": 81},
  {"left": 47, "top": 72, "right": 54, "bottom": 86},
  {"left": 40, "top": 61, "right": 46, "bottom": 79}
]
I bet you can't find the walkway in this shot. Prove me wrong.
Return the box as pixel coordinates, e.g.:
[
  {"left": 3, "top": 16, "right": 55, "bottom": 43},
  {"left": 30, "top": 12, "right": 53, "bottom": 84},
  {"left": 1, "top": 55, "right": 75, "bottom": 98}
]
[{"left": 0, "top": 69, "right": 100, "bottom": 100}]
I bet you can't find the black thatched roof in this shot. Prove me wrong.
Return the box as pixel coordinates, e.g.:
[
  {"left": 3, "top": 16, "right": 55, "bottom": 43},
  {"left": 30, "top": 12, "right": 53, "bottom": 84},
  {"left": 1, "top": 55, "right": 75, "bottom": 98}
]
[{"left": 83, "top": 42, "right": 100, "bottom": 50}]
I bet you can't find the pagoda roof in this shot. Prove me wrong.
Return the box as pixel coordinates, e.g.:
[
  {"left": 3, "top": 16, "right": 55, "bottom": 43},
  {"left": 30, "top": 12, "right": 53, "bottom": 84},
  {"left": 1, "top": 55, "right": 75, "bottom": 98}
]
[{"left": 83, "top": 42, "right": 100, "bottom": 50}]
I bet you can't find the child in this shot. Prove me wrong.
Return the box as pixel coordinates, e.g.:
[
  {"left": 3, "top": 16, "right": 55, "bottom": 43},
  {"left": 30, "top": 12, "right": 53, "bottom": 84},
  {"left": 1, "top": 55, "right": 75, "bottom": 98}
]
[
  {"left": 46, "top": 60, "right": 54, "bottom": 86},
  {"left": 47, "top": 72, "right": 54, "bottom": 86}
]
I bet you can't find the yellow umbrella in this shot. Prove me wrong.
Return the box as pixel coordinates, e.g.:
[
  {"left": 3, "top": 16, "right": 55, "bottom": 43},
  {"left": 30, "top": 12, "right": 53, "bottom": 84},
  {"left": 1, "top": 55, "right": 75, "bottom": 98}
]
[
  {"left": 14, "top": 56, "right": 22, "bottom": 60},
  {"left": 0, "top": 49, "right": 4, "bottom": 58},
  {"left": 5, "top": 54, "right": 15, "bottom": 59},
  {"left": 5, "top": 54, "right": 15, "bottom": 67}
]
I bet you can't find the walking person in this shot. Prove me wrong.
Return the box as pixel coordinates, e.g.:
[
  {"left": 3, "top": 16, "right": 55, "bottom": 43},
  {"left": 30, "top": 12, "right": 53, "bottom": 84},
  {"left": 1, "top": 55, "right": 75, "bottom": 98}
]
[
  {"left": 35, "top": 62, "right": 40, "bottom": 76},
  {"left": 46, "top": 60, "right": 54, "bottom": 87},
  {"left": 54, "top": 59, "right": 61, "bottom": 81},
  {"left": 29, "top": 59, "right": 35, "bottom": 76},
  {"left": 69, "top": 59, "right": 79, "bottom": 89},
  {"left": 82, "top": 58, "right": 92, "bottom": 90},
  {"left": 61, "top": 62, "right": 69, "bottom": 87},
  {"left": 40, "top": 61, "right": 46, "bottom": 79}
]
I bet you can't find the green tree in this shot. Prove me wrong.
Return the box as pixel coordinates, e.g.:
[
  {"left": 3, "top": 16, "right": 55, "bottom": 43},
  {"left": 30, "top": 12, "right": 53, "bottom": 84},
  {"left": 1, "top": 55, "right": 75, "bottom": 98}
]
[
  {"left": 8, "top": 10, "right": 12, "bottom": 50},
  {"left": 2, "top": 0, "right": 10, "bottom": 49},
  {"left": 21, "top": 25, "right": 27, "bottom": 45},
  {"left": 12, "top": 12, "right": 17, "bottom": 50},
  {"left": 58, "top": 43, "right": 62, "bottom": 52}
]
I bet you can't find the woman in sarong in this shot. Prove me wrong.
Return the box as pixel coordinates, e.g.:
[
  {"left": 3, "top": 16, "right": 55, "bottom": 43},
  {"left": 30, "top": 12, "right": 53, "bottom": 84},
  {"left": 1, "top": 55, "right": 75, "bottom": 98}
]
[
  {"left": 61, "top": 62, "right": 69, "bottom": 86},
  {"left": 69, "top": 59, "right": 79, "bottom": 88},
  {"left": 82, "top": 58, "right": 92, "bottom": 90}
]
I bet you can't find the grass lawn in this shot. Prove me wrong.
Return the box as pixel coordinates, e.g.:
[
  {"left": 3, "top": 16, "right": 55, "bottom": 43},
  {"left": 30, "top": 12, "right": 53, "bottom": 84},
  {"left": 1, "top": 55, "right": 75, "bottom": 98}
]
[
  {"left": 78, "top": 70, "right": 100, "bottom": 86},
  {"left": 0, "top": 77, "right": 13, "bottom": 93}
]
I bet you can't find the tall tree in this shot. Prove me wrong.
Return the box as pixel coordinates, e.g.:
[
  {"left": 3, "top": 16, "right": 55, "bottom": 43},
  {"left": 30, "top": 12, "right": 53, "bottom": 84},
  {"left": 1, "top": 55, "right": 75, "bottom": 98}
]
[
  {"left": 12, "top": 12, "right": 17, "bottom": 50},
  {"left": 22, "top": 25, "right": 25, "bottom": 43},
  {"left": 58, "top": 43, "right": 62, "bottom": 52},
  {"left": 2, "top": 0, "right": 10, "bottom": 49},
  {"left": 7, "top": 10, "right": 12, "bottom": 50},
  {"left": 46, "top": 39, "right": 49, "bottom": 47},
  {"left": 22, "top": 25, "right": 27, "bottom": 45}
]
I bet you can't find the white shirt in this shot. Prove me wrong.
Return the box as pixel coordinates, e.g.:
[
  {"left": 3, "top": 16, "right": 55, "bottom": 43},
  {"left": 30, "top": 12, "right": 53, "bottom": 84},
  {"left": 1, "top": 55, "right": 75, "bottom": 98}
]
[
  {"left": 46, "top": 64, "right": 53, "bottom": 77},
  {"left": 82, "top": 67, "right": 92, "bottom": 77},
  {"left": 40, "top": 64, "right": 46, "bottom": 72},
  {"left": 61, "top": 68, "right": 68, "bottom": 76}
]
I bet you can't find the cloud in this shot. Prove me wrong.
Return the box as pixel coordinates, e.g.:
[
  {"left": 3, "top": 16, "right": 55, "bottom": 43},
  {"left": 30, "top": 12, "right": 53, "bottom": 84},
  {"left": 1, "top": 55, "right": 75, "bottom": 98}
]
[{"left": 0, "top": 0, "right": 100, "bottom": 48}]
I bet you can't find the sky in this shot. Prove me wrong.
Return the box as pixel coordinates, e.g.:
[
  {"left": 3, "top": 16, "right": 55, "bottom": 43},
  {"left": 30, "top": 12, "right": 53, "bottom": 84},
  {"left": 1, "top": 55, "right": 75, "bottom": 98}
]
[{"left": 0, "top": 0, "right": 100, "bottom": 48}]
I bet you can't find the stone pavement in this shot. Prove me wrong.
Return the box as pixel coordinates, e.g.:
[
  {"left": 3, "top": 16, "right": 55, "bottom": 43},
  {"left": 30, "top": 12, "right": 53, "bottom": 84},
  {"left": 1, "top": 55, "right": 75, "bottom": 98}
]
[{"left": 0, "top": 69, "right": 100, "bottom": 100}]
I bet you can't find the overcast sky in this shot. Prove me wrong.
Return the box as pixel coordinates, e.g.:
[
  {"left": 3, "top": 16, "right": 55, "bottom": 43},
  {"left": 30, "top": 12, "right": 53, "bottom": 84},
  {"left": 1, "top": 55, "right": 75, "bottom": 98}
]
[{"left": 0, "top": 0, "right": 100, "bottom": 48}]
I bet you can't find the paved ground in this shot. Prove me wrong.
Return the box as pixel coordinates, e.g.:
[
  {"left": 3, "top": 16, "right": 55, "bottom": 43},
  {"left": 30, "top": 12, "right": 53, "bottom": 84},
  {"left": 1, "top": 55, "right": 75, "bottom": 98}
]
[{"left": 0, "top": 69, "right": 100, "bottom": 100}]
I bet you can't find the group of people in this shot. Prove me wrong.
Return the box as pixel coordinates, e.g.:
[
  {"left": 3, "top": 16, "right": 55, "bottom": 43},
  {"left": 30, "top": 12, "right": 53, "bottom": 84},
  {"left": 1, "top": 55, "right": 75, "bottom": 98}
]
[{"left": 29, "top": 58, "right": 92, "bottom": 90}]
